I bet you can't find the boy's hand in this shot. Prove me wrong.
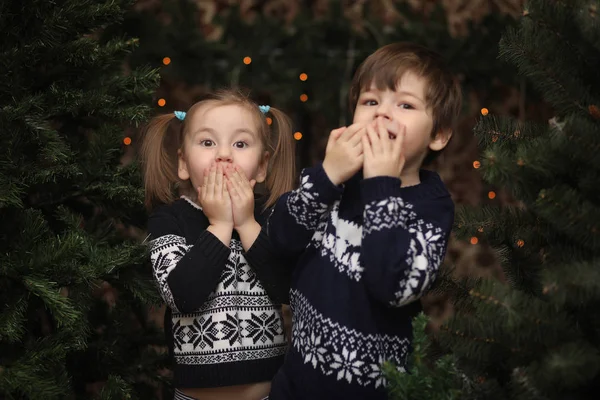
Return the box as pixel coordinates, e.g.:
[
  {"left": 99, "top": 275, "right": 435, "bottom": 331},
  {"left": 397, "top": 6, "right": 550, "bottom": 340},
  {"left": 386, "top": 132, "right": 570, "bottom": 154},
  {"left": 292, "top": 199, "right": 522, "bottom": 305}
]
[
  {"left": 198, "top": 163, "right": 233, "bottom": 228},
  {"left": 362, "top": 118, "right": 406, "bottom": 179},
  {"left": 224, "top": 164, "right": 257, "bottom": 230},
  {"left": 322, "top": 123, "right": 366, "bottom": 185}
]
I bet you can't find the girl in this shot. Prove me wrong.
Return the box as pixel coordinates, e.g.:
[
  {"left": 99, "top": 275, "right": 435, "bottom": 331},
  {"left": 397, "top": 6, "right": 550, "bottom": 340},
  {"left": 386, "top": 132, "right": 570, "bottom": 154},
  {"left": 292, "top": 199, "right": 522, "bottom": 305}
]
[{"left": 140, "top": 89, "right": 296, "bottom": 400}]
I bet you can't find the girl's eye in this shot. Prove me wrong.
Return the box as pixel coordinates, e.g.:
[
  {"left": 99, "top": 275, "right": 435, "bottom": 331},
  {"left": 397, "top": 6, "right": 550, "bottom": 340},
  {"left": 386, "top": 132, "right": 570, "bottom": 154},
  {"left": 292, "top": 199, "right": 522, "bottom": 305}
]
[
  {"left": 399, "top": 103, "right": 414, "bottom": 109},
  {"left": 364, "top": 100, "right": 377, "bottom": 106},
  {"left": 200, "top": 139, "right": 215, "bottom": 147},
  {"left": 234, "top": 141, "right": 248, "bottom": 149}
]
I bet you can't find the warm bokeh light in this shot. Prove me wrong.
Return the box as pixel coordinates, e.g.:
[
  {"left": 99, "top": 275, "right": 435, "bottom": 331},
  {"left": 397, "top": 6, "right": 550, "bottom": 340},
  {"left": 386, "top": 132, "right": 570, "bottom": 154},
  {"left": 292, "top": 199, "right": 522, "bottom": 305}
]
[
  {"left": 158, "top": 98, "right": 166, "bottom": 107},
  {"left": 473, "top": 160, "right": 481, "bottom": 169},
  {"left": 470, "top": 237, "right": 479, "bottom": 245},
  {"left": 300, "top": 94, "right": 308, "bottom": 102},
  {"left": 299, "top": 73, "right": 308, "bottom": 81},
  {"left": 243, "top": 56, "right": 252, "bottom": 65},
  {"left": 162, "top": 57, "right": 171, "bottom": 65},
  {"left": 294, "top": 132, "right": 303, "bottom": 140},
  {"left": 488, "top": 191, "right": 496, "bottom": 199},
  {"left": 123, "top": 137, "right": 132, "bottom": 145},
  {"left": 517, "top": 239, "right": 525, "bottom": 247},
  {"left": 481, "top": 108, "right": 489, "bottom": 116},
  {"left": 266, "top": 117, "right": 272, "bottom": 125}
]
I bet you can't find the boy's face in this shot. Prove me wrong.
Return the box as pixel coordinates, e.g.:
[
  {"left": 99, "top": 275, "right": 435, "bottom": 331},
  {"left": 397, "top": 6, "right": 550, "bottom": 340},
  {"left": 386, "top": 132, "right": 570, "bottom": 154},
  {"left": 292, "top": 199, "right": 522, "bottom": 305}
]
[{"left": 353, "top": 71, "right": 450, "bottom": 174}]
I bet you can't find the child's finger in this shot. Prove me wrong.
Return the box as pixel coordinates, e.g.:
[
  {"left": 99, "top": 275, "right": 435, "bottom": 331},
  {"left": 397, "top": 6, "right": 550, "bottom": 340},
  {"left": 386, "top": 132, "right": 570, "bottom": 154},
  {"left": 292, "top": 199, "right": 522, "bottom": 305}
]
[
  {"left": 227, "top": 178, "right": 240, "bottom": 199},
  {"left": 250, "top": 179, "right": 256, "bottom": 189},
  {"left": 215, "top": 163, "right": 223, "bottom": 198},
  {"left": 377, "top": 118, "right": 390, "bottom": 151},
  {"left": 207, "top": 164, "right": 216, "bottom": 197},
  {"left": 394, "top": 125, "right": 406, "bottom": 155},
  {"left": 362, "top": 132, "right": 373, "bottom": 159},
  {"left": 366, "top": 125, "right": 381, "bottom": 154},
  {"left": 339, "top": 123, "right": 365, "bottom": 142},
  {"left": 348, "top": 126, "right": 365, "bottom": 147}
]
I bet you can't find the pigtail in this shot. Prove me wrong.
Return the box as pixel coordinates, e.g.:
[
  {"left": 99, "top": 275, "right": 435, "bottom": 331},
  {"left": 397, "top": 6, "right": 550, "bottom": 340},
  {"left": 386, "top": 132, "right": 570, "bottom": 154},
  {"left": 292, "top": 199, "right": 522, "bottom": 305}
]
[
  {"left": 264, "top": 107, "right": 296, "bottom": 209},
  {"left": 139, "top": 113, "right": 182, "bottom": 210}
]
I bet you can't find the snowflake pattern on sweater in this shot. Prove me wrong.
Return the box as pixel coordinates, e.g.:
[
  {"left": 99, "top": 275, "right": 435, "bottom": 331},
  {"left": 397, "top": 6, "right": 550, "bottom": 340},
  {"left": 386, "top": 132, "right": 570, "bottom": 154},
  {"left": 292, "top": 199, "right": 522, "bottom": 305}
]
[{"left": 150, "top": 236, "right": 286, "bottom": 365}]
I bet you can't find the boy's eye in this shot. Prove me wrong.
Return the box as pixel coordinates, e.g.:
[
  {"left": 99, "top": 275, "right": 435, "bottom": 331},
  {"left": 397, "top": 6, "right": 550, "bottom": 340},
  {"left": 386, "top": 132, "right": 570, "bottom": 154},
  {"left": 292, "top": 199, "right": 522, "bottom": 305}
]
[
  {"left": 234, "top": 141, "right": 248, "bottom": 149},
  {"left": 200, "top": 139, "right": 215, "bottom": 147}
]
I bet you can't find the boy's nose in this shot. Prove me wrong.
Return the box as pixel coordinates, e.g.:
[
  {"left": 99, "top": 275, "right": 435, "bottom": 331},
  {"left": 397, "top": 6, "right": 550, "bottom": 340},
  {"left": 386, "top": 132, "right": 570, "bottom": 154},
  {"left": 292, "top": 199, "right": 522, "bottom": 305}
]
[{"left": 375, "top": 104, "right": 392, "bottom": 120}]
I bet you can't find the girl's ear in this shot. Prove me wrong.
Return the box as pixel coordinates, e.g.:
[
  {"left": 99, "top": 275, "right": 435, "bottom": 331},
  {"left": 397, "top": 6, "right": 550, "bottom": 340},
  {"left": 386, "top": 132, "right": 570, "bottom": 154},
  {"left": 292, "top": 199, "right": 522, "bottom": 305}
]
[
  {"left": 178, "top": 149, "right": 190, "bottom": 180},
  {"left": 255, "top": 151, "right": 270, "bottom": 183}
]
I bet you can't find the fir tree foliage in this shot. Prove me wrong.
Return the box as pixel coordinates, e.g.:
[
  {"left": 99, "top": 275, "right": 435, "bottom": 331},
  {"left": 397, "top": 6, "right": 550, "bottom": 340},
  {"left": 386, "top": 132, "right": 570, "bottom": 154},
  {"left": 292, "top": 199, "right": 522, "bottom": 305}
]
[
  {"left": 0, "top": 1, "right": 163, "bottom": 399},
  {"left": 424, "top": 0, "right": 600, "bottom": 398},
  {"left": 384, "top": 313, "right": 462, "bottom": 400}
]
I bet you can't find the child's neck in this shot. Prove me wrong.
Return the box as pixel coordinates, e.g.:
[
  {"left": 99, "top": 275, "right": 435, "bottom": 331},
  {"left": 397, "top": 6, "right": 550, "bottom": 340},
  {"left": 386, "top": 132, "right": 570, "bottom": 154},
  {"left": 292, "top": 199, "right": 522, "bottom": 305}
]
[{"left": 400, "top": 168, "right": 421, "bottom": 187}]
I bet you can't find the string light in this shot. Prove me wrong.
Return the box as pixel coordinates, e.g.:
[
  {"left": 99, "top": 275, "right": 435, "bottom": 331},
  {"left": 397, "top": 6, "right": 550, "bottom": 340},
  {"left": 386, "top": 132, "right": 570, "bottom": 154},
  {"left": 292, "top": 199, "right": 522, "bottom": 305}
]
[
  {"left": 473, "top": 160, "right": 481, "bottom": 169},
  {"left": 517, "top": 239, "right": 525, "bottom": 247},
  {"left": 162, "top": 57, "right": 171, "bottom": 65},
  {"left": 123, "top": 137, "right": 132, "bottom": 145},
  {"left": 299, "top": 73, "right": 308, "bottom": 81},
  {"left": 158, "top": 98, "right": 166, "bottom": 107},
  {"left": 477, "top": 227, "right": 484, "bottom": 233},
  {"left": 488, "top": 191, "right": 496, "bottom": 199},
  {"left": 300, "top": 94, "right": 308, "bottom": 102},
  {"left": 266, "top": 117, "right": 272, "bottom": 125},
  {"left": 294, "top": 132, "right": 303, "bottom": 140},
  {"left": 470, "top": 237, "right": 479, "bottom": 245},
  {"left": 243, "top": 56, "right": 252, "bottom": 65},
  {"left": 481, "top": 108, "right": 489, "bottom": 116}
]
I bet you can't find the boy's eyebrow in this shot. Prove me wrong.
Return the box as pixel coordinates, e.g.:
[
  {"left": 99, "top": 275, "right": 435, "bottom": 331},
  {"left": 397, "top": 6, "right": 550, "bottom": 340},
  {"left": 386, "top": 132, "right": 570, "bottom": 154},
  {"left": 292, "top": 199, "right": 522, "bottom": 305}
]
[
  {"left": 360, "top": 88, "right": 425, "bottom": 104},
  {"left": 395, "top": 90, "right": 425, "bottom": 104}
]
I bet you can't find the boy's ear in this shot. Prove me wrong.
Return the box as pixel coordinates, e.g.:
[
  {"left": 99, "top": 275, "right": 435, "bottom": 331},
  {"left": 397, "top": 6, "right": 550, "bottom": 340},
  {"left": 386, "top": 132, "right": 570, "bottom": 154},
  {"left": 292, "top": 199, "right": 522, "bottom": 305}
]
[
  {"left": 255, "top": 151, "right": 270, "bottom": 183},
  {"left": 429, "top": 129, "right": 452, "bottom": 152},
  {"left": 178, "top": 149, "right": 190, "bottom": 181}
]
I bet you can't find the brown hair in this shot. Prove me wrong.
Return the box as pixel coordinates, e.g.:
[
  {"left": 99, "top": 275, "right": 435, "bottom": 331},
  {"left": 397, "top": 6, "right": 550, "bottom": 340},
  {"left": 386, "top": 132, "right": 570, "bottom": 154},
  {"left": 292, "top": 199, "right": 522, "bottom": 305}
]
[
  {"left": 349, "top": 42, "right": 462, "bottom": 164},
  {"left": 139, "top": 88, "right": 296, "bottom": 211}
]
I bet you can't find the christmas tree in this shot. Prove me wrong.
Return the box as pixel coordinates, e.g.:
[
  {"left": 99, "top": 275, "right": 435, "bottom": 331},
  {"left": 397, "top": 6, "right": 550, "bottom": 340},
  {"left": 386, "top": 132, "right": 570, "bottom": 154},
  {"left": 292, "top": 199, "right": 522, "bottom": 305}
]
[
  {"left": 387, "top": 0, "right": 600, "bottom": 398},
  {"left": 0, "top": 1, "right": 166, "bottom": 399}
]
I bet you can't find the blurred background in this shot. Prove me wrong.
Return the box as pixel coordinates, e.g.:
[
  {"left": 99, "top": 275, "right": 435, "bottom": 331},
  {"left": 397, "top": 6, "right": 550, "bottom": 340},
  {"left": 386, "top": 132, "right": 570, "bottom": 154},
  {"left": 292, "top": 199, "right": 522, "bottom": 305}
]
[{"left": 116, "top": 0, "right": 554, "bottom": 332}]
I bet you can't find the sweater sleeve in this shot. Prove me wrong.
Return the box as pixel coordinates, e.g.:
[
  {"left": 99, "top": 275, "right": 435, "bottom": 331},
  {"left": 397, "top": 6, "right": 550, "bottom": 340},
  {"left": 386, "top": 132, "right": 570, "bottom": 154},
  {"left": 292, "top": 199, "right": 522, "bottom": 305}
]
[
  {"left": 147, "top": 207, "right": 231, "bottom": 313},
  {"left": 360, "top": 176, "right": 454, "bottom": 307},
  {"left": 267, "top": 163, "right": 343, "bottom": 255},
  {"left": 244, "top": 225, "right": 293, "bottom": 304}
]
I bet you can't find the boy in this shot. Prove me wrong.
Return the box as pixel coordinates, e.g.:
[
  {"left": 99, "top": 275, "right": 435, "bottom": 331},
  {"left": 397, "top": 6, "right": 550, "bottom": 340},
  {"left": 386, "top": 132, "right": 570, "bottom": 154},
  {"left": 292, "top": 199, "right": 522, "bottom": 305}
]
[{"left": 267, "top": 42, "right": 462, "bottom": 399}]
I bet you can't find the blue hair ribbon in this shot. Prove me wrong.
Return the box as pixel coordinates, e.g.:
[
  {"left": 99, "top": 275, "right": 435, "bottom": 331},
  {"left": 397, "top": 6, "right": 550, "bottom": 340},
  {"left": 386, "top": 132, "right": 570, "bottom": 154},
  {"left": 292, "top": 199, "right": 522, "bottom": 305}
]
[{"left": 174, "top": 111, "right": 186, "bottom": 121}]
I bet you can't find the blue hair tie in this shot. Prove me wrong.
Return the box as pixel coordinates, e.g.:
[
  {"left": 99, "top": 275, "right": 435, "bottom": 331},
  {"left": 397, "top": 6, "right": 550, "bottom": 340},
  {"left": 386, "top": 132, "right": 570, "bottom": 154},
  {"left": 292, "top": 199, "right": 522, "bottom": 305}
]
[
  {"left": 174, "top": 111, "right": 186, "bottom": 121},
  {"left": 259, "top": 105, "right": 270, "bottom": 114}
]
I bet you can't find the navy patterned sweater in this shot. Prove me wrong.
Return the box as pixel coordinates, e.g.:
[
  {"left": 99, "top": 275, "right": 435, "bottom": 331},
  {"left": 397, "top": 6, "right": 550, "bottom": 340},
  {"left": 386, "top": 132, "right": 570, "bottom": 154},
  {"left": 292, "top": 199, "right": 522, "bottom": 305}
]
[
  {"left": 267, "top": 164, "right": 454, "bottom": 400},
  {"left": 147, "top": 196, "right": 291, "bottom": 389}
]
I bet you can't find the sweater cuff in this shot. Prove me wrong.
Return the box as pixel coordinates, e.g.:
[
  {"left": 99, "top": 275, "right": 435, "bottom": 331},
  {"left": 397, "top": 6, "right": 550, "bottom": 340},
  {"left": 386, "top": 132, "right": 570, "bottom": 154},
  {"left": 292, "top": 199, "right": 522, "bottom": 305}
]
[
  {"left": 310, "top": 163, "right": 344, "bottom": 205},
  {"left": 245, "top": 227, "right": 273, "bottom": 267},
  {"left": 197, "top": 230, "right": 231, "bottom": 260},
  {"left": 360, "top": 176, "right": 402, "bottom": 204}
]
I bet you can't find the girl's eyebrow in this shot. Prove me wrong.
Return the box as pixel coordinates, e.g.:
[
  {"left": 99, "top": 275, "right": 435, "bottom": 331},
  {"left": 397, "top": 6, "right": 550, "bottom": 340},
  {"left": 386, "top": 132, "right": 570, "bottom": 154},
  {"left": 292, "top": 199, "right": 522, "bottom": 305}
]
[{"left": 190, "top": 127, "right": 255, "bottom": 136}]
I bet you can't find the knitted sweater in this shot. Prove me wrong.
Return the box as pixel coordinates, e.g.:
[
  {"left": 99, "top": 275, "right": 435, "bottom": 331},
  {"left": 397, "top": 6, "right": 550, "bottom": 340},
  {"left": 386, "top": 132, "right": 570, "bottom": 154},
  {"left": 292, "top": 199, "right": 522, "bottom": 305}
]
[
  {"left": 147, "top": 196, "right": 291, "bottom": 389},
  {"left": 267, "top": 164, "right": 454, "bottom": 400}
]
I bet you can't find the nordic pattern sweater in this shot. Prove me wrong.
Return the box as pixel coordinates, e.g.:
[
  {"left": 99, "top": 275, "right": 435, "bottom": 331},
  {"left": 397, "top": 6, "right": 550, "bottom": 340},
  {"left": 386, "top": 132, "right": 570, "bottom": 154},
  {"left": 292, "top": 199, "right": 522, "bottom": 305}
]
[
  {"left": 267, "top": 164, "right": 454, "bottom": 400},
  {"left": 147, "top": 196, "right": 291, "bottom": 389}
]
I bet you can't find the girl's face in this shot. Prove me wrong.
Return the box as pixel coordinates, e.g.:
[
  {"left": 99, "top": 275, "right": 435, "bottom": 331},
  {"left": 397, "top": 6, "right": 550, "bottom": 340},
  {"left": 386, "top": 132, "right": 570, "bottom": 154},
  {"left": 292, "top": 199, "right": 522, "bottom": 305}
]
[{"left": 178, "top": 103, "right": 268, "bottom": 190}]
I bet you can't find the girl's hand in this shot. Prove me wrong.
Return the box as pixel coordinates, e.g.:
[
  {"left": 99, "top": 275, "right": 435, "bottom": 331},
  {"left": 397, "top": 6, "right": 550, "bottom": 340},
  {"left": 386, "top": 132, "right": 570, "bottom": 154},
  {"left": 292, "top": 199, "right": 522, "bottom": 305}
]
[
  {"left": 198, "top": 163, "right": 233, "bottom": 228},
  {"left": 225, "top": 164, "right": 257, "bottom": 230}
]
